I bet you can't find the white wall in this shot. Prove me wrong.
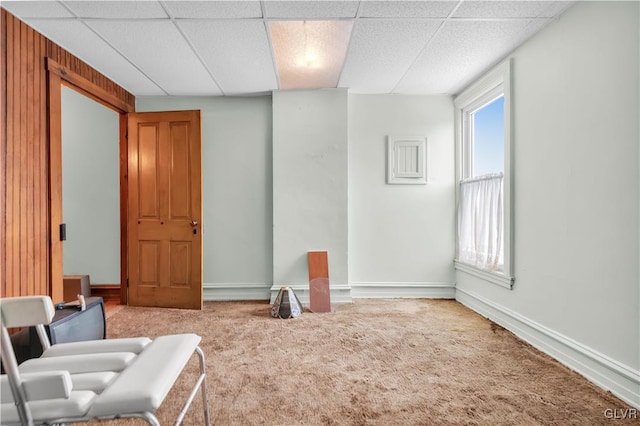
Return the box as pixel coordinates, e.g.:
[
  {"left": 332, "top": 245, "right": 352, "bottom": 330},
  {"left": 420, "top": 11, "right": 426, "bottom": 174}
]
[
  {"left": 272, "top": 89, "right": 349, "bottom": 301},
  {"left": 137, "top": 92, "right": 455, "bottom": 303},
  {"left": 136, "top": 96, "right": 273, "bottom": 300},
  {"left": 348, "top": 94, "right": 455, "bottom": 297},
  {"left": 62, "top": 86, "right": 120, "bottom": 285},
  {"left": 455, "top": 1, "right": 639, "bottom": 407}
]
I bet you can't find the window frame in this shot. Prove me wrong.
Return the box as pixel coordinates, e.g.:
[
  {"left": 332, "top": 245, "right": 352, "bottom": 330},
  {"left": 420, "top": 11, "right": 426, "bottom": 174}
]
[{"left": 454, "top": 59, "right": 515, "bottom": 289}]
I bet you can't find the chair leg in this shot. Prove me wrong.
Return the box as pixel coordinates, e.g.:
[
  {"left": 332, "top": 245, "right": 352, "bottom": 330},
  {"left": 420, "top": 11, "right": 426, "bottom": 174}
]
[
  {"left": 1, "top": 325, "right": 34, "bottom": 426},
  {"left": 197, "top": 346, "right": 212, "bottom": 426},
  {"left": 172, "top": 346, "right": 211, "bottom": 426}
]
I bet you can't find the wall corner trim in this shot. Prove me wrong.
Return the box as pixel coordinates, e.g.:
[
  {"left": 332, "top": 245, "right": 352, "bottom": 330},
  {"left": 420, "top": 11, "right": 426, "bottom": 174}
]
[{"left": 456, "top": 287, "right": 640, "bottom": 409}]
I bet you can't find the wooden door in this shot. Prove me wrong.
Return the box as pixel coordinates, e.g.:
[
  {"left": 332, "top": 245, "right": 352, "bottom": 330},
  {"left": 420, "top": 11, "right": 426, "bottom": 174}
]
[{"left": 127, "top": 110, "right": 202, "bottom": 309}]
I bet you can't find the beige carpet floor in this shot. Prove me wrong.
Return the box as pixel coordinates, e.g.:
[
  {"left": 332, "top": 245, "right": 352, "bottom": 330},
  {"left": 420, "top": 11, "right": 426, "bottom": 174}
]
[{"left": 100, "top": 299, "right": 635, "bottom": 425}]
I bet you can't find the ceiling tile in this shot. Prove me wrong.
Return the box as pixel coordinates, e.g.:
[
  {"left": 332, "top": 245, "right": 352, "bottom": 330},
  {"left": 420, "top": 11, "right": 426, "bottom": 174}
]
[
  {"left": 264, "top": 1, "right": 359, "bottom": 19},
  {"left": 164, "top": 1, "right": 263, "bottom": 19},
  {"left": 339, "top": 20, "right": 442, "bottom": 93},
  {"left": 271, "top": 20, "right": 353, "bottom": 90},
  {"left": 1, "top": 1, "right": 74, "bottom": 18},
  {"left": 87, "top": 20, "right": 222, "bottom": 95},
  {"left": 395, "top": 20, "right": 534, "bottom": 94},
  {"left": 178, "top": 20, "right": 277, "bottom": 95},
  {"left": 0, "top": 0, "right": 576, "bottom": 96},
  {"left": 359, "top": 1, "right": 457, "bottom": 18},
  {"left": 62, "top": 0, "right": 168, "bottom": 19},
  {"left": 537, "top": 1, "right": 575, "bottom": 18},
  {"left": 452, "top": 1, "right": 553, "bottom": 19},
  {"left": 24, "top": 19, "right": 164, "bottom": 96}
]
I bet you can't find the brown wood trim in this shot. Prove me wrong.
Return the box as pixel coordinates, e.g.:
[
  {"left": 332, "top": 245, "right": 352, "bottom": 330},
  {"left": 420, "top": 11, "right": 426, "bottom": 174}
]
[
  {"left": 47, "top": 58, "right": 134, "bottom": 113},
  {"left": 46, "top": 57, "right": 132, "bottom": 305},
  {"left": 119, "top": 113, "right": 128, "bottom": 305},
  {"left": 45, "top": 42, "right": 134, "bottom": 109},
  {"left": 47, "top": 85, "right": 130, "bottom": 305},
  {"left": 91, "top": 285, "right": 121, "bottom": 304},
  {"left": 47, "top": 66, "right": 131, "bottom": 304},
  {"left": 47, "top": 70, "right": 63, "bottom": 302},
  {"left": 1, "top": 10, "right": 7, "bottom": 298}
]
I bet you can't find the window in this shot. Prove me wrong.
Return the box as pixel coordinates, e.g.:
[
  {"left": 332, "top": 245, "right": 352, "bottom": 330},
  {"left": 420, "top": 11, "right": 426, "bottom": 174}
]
[
  {"left": 472, "top": 96, "right": 504, "bottom": 177},
  {"left": 454, "top": 60, "right": 514, "bottom": 289}
]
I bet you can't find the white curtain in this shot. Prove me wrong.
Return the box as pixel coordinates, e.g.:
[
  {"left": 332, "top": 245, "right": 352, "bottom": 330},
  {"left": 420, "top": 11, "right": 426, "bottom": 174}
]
[{"left": 457, "top": 173, "right": 504, "bottom": 271}]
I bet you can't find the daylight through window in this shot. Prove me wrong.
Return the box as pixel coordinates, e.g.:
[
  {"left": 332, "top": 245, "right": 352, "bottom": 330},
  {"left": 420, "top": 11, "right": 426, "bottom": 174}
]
[{"left": 454, "top": 60, "right": 514, "bottom": 289}]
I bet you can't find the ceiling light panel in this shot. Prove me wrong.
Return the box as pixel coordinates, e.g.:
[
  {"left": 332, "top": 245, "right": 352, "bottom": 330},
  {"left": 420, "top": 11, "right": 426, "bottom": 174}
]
[
  {"left": 178, "top": 20, "right": 277, "bottom": 95},
  {"left": 62, "top": 1, "right": 168, "bottom": 19},
  {"left": 0, "top": 1, "right": 74, "bottom": 18},
  {"left": 452, "top": 1, "right": 554, "bottom": 19},
  {"left": 163, "top": 1, "right": 263, "bottom": 19},
  {"left": 87, "top": 20, "right": 222, "bottom": 95},
  {"left": 265, "top": 1, "right": 359, "bottom": 19},
  {"left": 394, "top": 20, "right": 532, "bottom": 94},
  {"left": 270, "top": 20, "right": 353, "bottom": 90},
  {"left": 23, "top": 19, "right": 164, "bottom": 96},
  {"left": 359, "top": 1, "right": 457, "bottom": 19},
  {"left": 339, "top": 20, "right": 442, "bottom": 94}
]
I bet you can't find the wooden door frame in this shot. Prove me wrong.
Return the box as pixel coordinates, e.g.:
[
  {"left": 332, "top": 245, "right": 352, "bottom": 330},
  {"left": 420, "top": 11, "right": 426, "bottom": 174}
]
[{"left": 47, "top": 58, "right": 133, "bottom": 304}]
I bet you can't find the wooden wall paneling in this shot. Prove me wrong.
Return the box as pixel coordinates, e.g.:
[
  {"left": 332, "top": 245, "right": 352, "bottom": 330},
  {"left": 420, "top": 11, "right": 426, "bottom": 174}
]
[
  {"left": 1, "top": 9, "right": 7, "bottom": 298},
  {"left": 22, "top": 20, "right": 30, "bottom": 296},
  {"left": 1, "top": 12, "right": 50, "bottom": 299},
  {"left": 36, "top": 29, "right": 47, "bottom": 297},
  {"left": 5, "top": 13, "right": 13, "bottom": 297},
  {"left": 26, "top": 24, "right": 34, "bottom": 296},
  {"left": 1, "top": 9, "right": 134, "bottom": 300},
  {"left": 18, "top": 19, "right": 26, "bottom": 297},
  {"left": 9, "top": 15, "right": 20, "bottom": 298}
]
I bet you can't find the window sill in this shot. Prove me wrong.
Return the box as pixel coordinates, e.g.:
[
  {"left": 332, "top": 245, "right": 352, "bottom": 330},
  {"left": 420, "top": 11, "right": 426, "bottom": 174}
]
[{"left": 454, "top": 260, "right": 514, "bottom": 290}]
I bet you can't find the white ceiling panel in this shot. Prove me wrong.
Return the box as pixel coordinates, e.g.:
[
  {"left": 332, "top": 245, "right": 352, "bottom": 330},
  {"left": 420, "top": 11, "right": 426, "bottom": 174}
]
[
  {"left": 537, "top": 1, "right": 575, "bottom": 18},
  {"left": 87, "top": 20, "right": 222, "bottom": 95},
  {"left": 62, "top": 0, "right": 168, "bottom": 19},
  {"left": 452, "top": 1, "right": 554, "bottom": 18},
  {"left": 25, "top": 18, "right": 164, "bottom": 95},
  {"left": 178, "top": 20, "right": 277, "bottom": 95},
  {"left": 395, "top": 20, "right": 532, "bottom": 94},
  {"left": 359, "top": 1, "right": 458, "bottom": 19},
  {"left": 1, "top": 1, "right": 74, "bottom": 18},
  {"left": 264, "top": 1, "right": 359, "bottom": 19},
  {"left": 0, "top": 0, "right": 576, "bottom": 96},
  {"left": 164, "top": 1, "right": 263, "bottom": 19},
  {"left": 339, "top": 20, "right": 442, "bottom": 93}
]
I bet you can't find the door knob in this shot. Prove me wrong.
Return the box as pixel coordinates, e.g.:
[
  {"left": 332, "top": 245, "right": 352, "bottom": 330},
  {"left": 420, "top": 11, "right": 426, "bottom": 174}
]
[{"left": 190, "top": 220, "right": 198, "bottom": 227}]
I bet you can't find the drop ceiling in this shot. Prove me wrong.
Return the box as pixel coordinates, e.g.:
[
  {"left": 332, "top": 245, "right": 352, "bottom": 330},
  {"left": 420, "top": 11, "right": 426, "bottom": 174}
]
[{"left": 1, "top": 0, "right": 574, "bottom": 97}]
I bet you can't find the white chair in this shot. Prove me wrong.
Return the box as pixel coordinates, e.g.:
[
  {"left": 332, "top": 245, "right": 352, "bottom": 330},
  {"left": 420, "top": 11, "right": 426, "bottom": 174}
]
[{"left": 0, "top": 296, "right": 211, "bottom": 426}]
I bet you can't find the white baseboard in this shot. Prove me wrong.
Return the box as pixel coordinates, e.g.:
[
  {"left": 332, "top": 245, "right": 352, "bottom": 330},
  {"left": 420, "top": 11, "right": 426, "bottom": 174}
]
[
  {"left": 269, "top": 283, "right": 352, "bottom": 304},
  {"left": 203, "top": 283, "right": 271, "bottom": 301},
  {"left": 350, "top": 282, "right": 455, "bottom": 299},
  {"left": 456, "top": 287, "right": 640, "bottom": 409},
  {"left": 205, "top": 282, "right": 455, "bottom": 303}
]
